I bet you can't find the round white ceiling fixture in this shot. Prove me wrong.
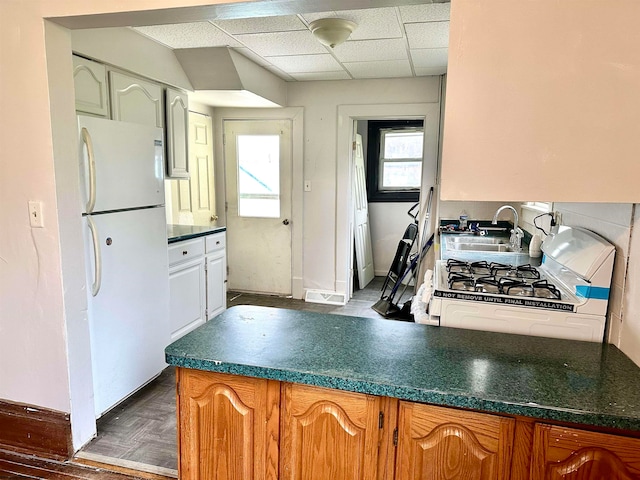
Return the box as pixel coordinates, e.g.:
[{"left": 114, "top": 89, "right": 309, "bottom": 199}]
[{"left": 309, "top": 18, "right": 357, "bottom": 48}]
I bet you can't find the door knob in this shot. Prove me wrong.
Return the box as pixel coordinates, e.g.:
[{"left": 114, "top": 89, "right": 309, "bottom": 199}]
[
  {"left": 282, "top": 219, "right": 290, "bottom": 225},
  {"left": 211, "top": 215, "right": 218, "bottom": 222}
]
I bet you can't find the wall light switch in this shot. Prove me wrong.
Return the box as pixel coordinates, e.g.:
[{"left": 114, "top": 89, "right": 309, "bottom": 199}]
[
  {"left": 28, "top": 201, "right": 44, "bottom": 228},
  {"left": 304, "top": 180, "right": 312, "bottom": 192}
]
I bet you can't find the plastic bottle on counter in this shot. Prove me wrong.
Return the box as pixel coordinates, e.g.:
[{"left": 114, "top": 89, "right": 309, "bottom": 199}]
[
  {"left": 529, "top": 233, "right": 542, "bottom": 257},
  {"left": 459, "top": 210, "right": 468, "bottom": 231}
]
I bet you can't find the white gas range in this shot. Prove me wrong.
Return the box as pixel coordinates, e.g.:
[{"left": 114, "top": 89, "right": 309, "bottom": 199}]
[{"left": 424, "top": 226, "right": 615, "bottom": 342}]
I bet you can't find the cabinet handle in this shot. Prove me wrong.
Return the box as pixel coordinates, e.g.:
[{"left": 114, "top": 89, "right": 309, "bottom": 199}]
[{"left": 182, "top": 250, "right": 188, "bottom": 255}]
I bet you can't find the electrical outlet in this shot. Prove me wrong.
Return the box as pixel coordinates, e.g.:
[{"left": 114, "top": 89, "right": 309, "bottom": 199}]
[
  {"left": 553, "top": 211, "right": 562, "bottom": 226},
  {"left": 28, "top": 201, "right": 44, "bottom": 228}
]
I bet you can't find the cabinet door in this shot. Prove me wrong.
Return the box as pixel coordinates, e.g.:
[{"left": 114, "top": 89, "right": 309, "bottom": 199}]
[
  {"left": 531, "top": 423, "right": 640, "bottom": 480},
  {"left": 280, "top": 383, "right": 384, "bottom": 480},
  {"left": 177, "top": 369, "right": 280, "bottom": 480},
  {"left": 166, "top": 87, "right": 189, "bottom": 179},
  {"left": 206, "top": 251, "right": 226, "bottom": 320},
  {"left": 109, "top": 71, "right": 163, "bottom": 128},
  {"left": 73, "top": 56, "right": 108, "bottom": 116},
  {"left": 169, "top": 256, "right": 205, "bottom": 341},
  {"left": 395, "top": 402, "right": 515, "bottom": 480}
]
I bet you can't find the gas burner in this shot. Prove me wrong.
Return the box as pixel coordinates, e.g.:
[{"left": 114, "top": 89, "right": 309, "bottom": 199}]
[
  {"left": 448, "top": 273, "right": 475, "bottom": 291},
  {"left": 503, "top": 279, "right": 562, "bottom": 300},
  {"left": 447, "top": 259, "right": 472, "bottom": 275},
  {"left": 470, "top": 261, "right": 492, "bottom": 276},
  {"left": 474, "top": 276, "right": 501, "bottom": 294},
  {"left": 491, "top": 263, "right": 541, "bottom": 281}
]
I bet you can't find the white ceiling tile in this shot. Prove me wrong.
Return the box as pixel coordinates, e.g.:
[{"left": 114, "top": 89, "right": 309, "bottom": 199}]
[
  {"left": 212, "top": 15, "right": 306, "bottom": 35},
  {"left": 134, "top": 23, "right": 241, "bottom": 49},
  {"left": 233, "top": 47, "right": 273, "bottom": 67},
  {"left": 299, "top": 11, "right": 338, "bottom": 24},
  {"left": 343, "top": 59, "right": 412, "bottom": 79},
  {"left": 410, "top": 48, "right": 448, "bottom": 68},
  {"left": 290, "top": 71, "right": 352, "bottom": 81},
  {"left": 333, "top": 38, "right": 408, "bottom": 63},
  {"left": 404, "top": 22, "right": 449, "bottom": 49},
  {"left": 330, "top": 8, "right": 403, "bottom": 40},
  {"left": 235, "top": 30, "right": 327, "bottom": 56},
  {"left": 266, "top": 54, "right": 343, "bottom": 73},
  {"left": 399, "top": 4, "right": 451, "bottom": 23},
  {"left": 415, "top": 66, "right": 447, "bottom": 76}
]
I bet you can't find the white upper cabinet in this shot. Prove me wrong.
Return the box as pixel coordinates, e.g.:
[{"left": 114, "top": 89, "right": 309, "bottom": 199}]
[
  {"left": 109, "top": 71, "right": 163, "bottom": 128},
  {"left": 72, "top": 55, "right": 108, "bottom": 117},
  {"left": 165, "top": 88, "right": 189, "bottom": 179}
]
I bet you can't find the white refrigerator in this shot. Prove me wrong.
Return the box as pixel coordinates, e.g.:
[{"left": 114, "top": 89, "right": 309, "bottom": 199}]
[{"left": 79, "top": 116, "right": 170, "bottom": 418}]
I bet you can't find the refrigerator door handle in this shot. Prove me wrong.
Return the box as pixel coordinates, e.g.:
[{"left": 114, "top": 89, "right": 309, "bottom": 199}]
[
  {"left": 87, "top": 216, "right": 102, "bottom": 296},
  {"left": 81, "top": 127, "right": 97, "bottom": 213}
]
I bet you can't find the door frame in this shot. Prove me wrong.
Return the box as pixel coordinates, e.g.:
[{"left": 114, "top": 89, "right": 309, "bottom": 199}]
[
  {"left": 214, "top": 107, "right": 304, "bottom": 299},
  {"left": 337, "top": 102, "right": 440, "bottom": 302}
]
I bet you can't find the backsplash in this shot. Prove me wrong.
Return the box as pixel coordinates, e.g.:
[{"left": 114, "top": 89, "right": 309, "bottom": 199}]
[{"left": 554, "top": 203, "right": 633, "bottom": 355}]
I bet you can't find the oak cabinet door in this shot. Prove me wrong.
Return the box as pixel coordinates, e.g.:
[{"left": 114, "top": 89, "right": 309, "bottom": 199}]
[
  {"left": 395, "top": 402, "right": 515, "bottom": 480},
  {"left": 177, "top": 369, "right": 280, "bottom": 480},
  {"left": 531, "top": 423, "right": 640, "bottom": 480},
  {"left": 280, "top": 383, "right": 384, "bottom": 480}
]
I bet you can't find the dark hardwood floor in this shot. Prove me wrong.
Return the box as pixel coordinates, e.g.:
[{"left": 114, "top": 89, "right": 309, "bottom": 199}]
[
  {"left": 77, "top": 277, "right": 395, "bottom": 474},
  {"left": 0, "top": 449, "right": 172, "bottom": 480}
]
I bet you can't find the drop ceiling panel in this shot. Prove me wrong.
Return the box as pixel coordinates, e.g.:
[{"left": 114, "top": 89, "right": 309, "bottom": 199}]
[
  {"left": 405, "top": 22, "right": 449, "bottom": 49},
  {"left": 410, "top": 48, "right": 448, "bottom": 68},
  {"left": 302, "top": 8, "right": 403, "bottom": 41},
  {"left": 267, "top": 54, "right": 343, "bottom": 73},
  {"left": 291, "top": 71, "right": 351, "bottom": 81},
  {"left": 344, "top": 59, "right": 412, "bottom": 79},
  {"left": 212, "top": 15, "right": 306, "bottom": 35},
  {"left": 333, "top": 38, "right": 408, "bottom": 62},
  {"left": 415, "top": 66, "right": 447, "bottom": 76},
  {"left": 134, "top": 23, "right": 241, "bottom": 49},
  {"left": 235, "top": 30, "right": 327, "bottom": 56},
  {"left": 398, "top": 4, "right": 451, "bottom": 23}
]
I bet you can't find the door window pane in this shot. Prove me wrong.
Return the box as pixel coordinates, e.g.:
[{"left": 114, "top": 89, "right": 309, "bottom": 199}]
[{"left": 237, "top": 135, "right": 280, "bottom": 217}]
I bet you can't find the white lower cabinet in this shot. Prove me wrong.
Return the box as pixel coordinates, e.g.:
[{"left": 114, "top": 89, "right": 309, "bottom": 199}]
[{"left": 169, "top": 232, "right": 226, "bottom": 341}]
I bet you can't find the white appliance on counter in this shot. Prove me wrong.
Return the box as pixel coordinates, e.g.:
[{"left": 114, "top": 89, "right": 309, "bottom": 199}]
[
  {"left": 79, "top": 115, "right": 170, "bottom": 417},
  {"left": 425, "top": 226, "right": 615, "bottom": 342}
]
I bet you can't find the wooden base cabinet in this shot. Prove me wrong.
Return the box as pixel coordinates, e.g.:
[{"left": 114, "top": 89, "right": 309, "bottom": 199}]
[
  {"left": 531, "top": 424, "right": 640, "bottom": 480},
  {"left": 280, "top": 383, "right": 387, "bottom": 480},
  {"left": 177, "top": 369, "right": 280, "bottom": 480},
  {"left": 395, "top": 402, "right": 515, "bottom": 480},
  {"left": 176, "top": 370, "right": 640, "bottom": 480}
]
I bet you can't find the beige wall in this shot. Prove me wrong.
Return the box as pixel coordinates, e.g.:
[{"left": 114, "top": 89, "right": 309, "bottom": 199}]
[{"left": 441, "top": 0, "right": 640, "bottom": 202}]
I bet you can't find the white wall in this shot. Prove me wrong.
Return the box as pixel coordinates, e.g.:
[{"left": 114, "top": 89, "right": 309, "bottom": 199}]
[
  {"left": 287, "top": 77, "right": 441, "bottom": 291},
  {"left": 553, "top": 203, "right": 634, "bottom": 357}
]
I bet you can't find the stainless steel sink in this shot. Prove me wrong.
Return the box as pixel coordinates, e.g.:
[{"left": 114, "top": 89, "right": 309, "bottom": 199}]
[{"left": 444, "top": 235, "right": 516, "bottom": 253}]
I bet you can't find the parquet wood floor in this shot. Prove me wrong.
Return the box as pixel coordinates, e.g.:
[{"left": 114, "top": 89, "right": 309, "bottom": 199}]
[{"left": 78, "top": 277, "right": 389, "bottom": 473}]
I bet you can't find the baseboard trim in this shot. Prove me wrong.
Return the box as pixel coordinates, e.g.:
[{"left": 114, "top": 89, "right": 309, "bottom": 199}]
[{"left": 0, "top": 398, "right": 72, "bottom": 460}]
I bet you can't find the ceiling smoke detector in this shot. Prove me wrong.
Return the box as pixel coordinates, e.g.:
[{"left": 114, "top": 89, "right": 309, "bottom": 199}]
[{"left": 309, "top": 18, "right": 357, "bottom": 48}]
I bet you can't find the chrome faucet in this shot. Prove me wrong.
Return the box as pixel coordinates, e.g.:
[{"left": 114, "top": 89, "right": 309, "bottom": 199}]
[{"left": 492, "top": 205, "right": 524, "bottom": 252}]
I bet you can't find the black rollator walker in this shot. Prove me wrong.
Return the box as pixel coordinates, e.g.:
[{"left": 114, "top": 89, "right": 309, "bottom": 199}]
[{"left": 372, "top": 188, "right": 434, "bottom": 319}]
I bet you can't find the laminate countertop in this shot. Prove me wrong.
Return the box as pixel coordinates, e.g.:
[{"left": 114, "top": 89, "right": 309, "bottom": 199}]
[
  {"left": 165, "top": 305, "right": 640, "bottom": 432},
  {"left": 167, "top": 224, "right": 226, "bottom": 244}
]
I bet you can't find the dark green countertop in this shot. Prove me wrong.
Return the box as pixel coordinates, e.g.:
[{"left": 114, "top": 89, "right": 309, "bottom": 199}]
[
  {"left": 165, "top": 306, "right": 640, "bottom": 432},
  {"left": 167, "top": 224, "right": 226, "bottom": 244}
]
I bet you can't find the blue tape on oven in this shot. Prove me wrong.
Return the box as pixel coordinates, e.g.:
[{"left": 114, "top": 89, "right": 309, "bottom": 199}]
[{"left": 575, "top": 285, "right": 610, "bottom": 299}]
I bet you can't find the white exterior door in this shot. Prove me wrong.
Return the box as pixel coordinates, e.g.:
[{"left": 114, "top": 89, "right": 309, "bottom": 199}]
[
  {"left": 353, "top": 134, "right": 375, "bottom": 289},
  {"left": 224, "top": 120, "right": 292, "bottom": 295}
]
